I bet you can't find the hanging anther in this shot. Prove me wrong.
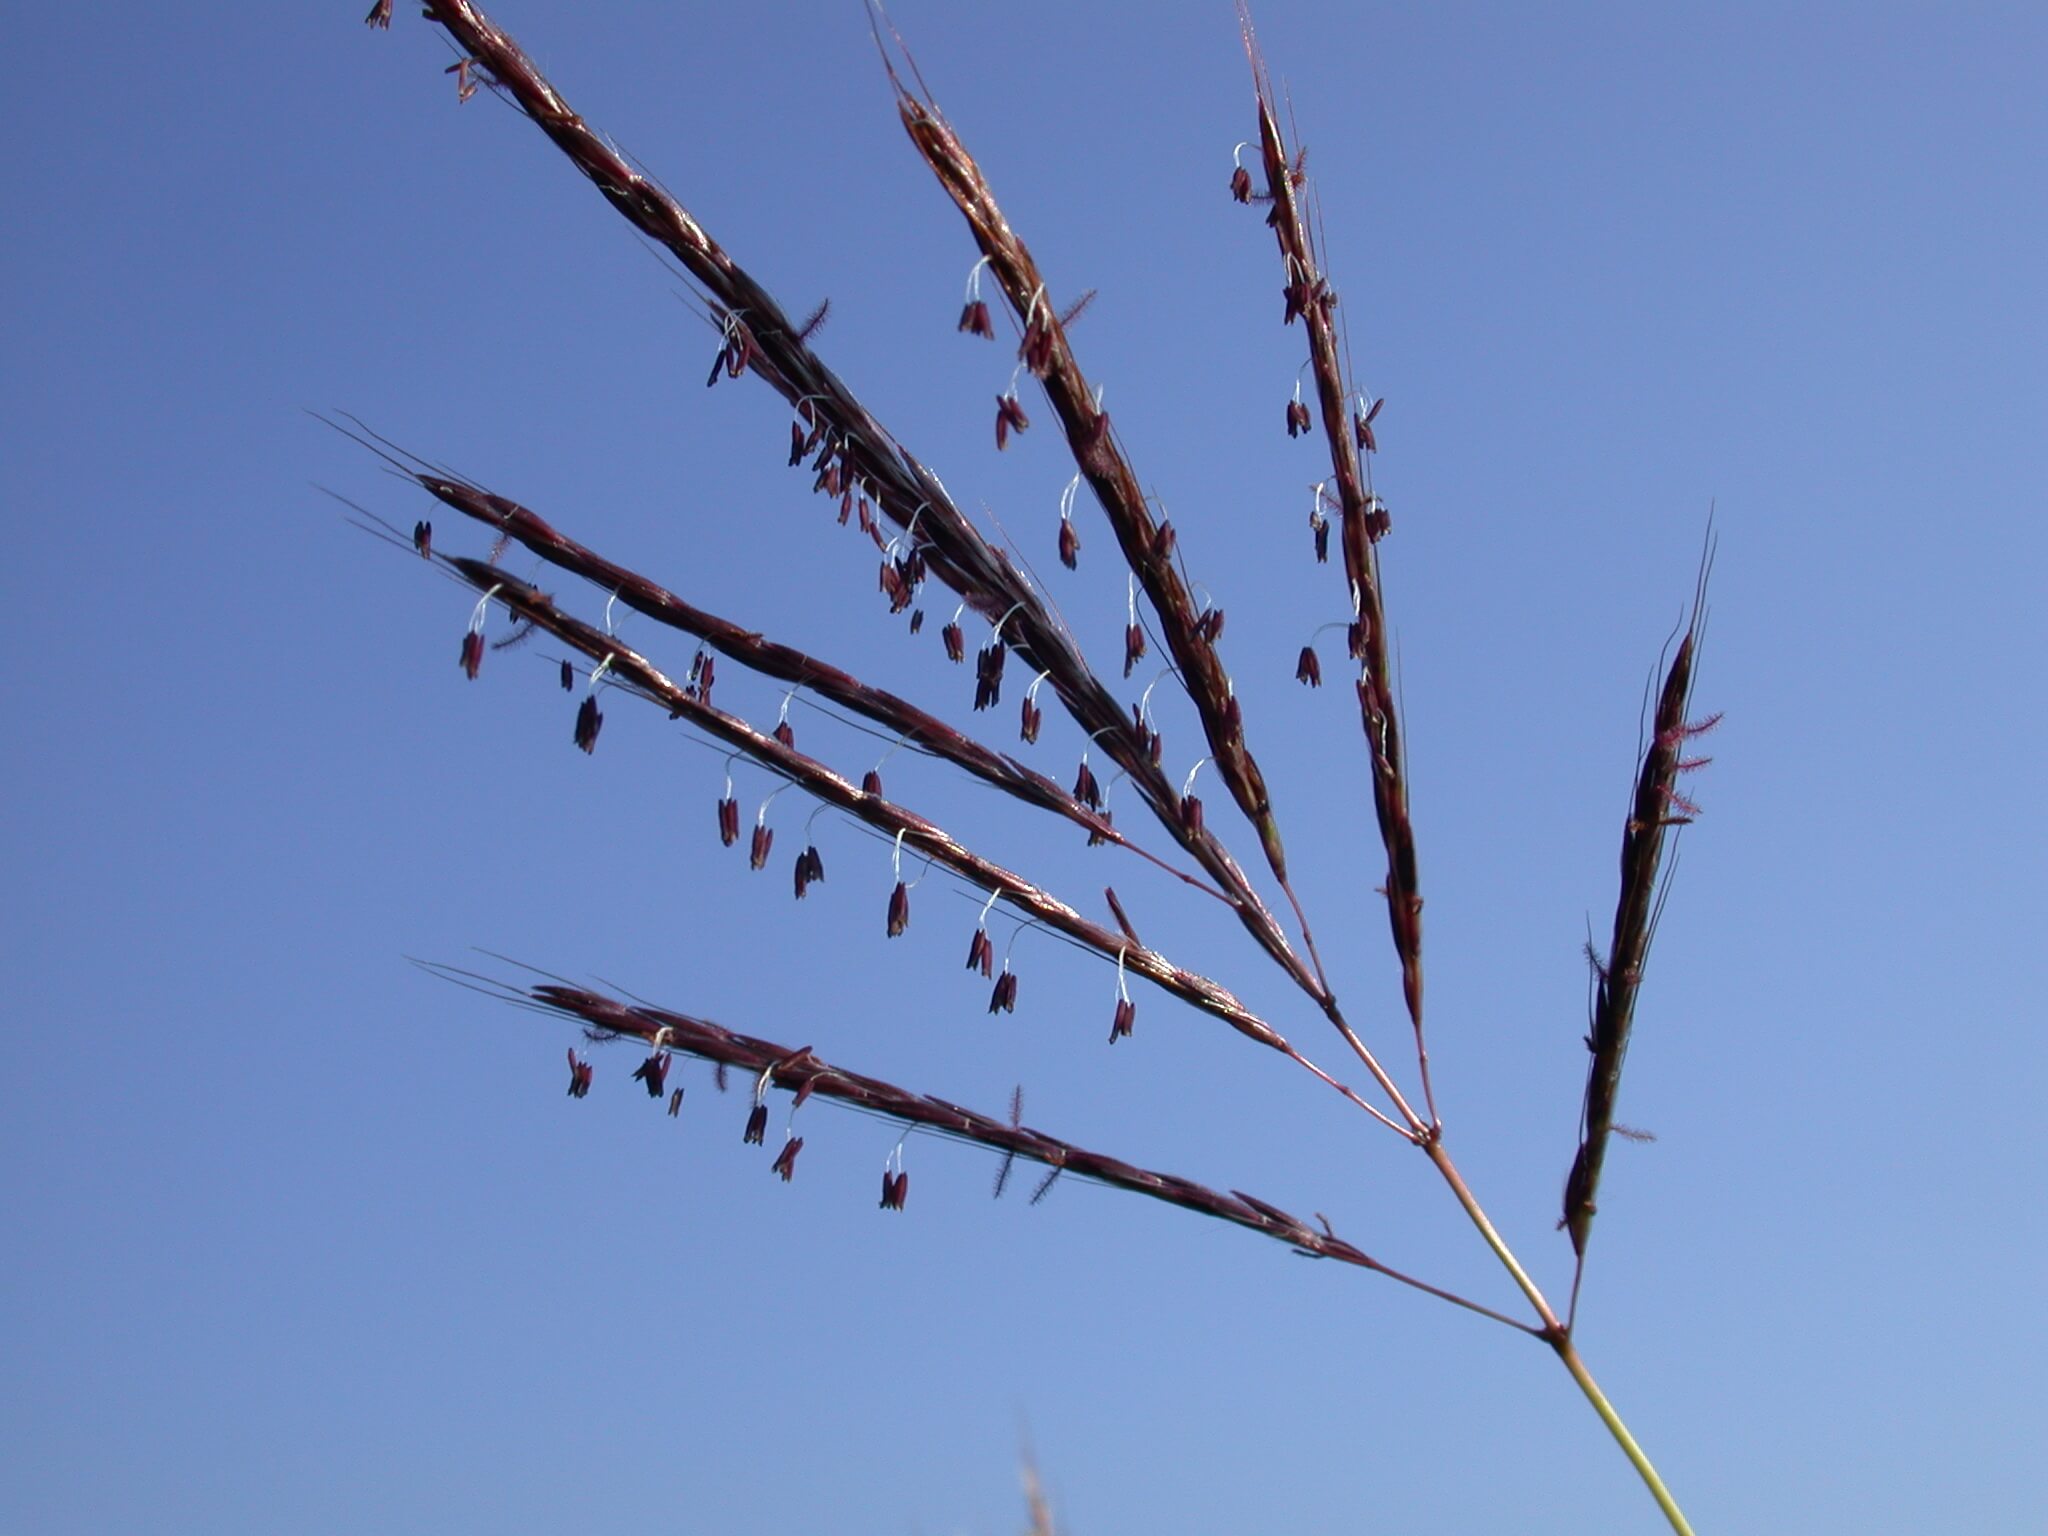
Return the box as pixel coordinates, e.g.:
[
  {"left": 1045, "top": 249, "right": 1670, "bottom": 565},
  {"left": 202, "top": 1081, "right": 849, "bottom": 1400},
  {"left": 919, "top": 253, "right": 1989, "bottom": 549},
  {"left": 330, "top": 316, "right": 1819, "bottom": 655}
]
[
  {"left": 1180, "top": 758, "right": 1209, "bottom": 835},
  {"left": 1362, "top": 491, "right": 1393, "bottom": 543},
  {"left": 996, "top": 382, "right": 1031, "bottom": 449},
  {"left": 717, "top": 759, "right": 741, "bottom": 847},
  {"left": 957, "top": 255, "right": 995, "bottom": 339},
  {"left": 750, "top": 783, "right": 790, "bottom": 872},
  {"left": 1296, "top": 643, "right": 1323, "bottom": 688},
  {"left": 1123, "top": 575, "right": 1147, "bottom": 678},
  {"left": 459, "top": 585, "right": 501, "bottom": 681},
  {"left": 1021, "top": 669, "right": 1051, "bottom": 745},
  {"left": 1310, "top": 481, "right": 1333, "bottom": 564},
  {"left": 1110, "top": 947, "right": 1136, "bottom": 1041},
  {"left": 886, "top": 829, "right": 914, "bottom": 937},
  {"left": 707, "top": 309, "right": 755, "bottom": 386},
  {"left": 1229, "top": 141, "right": 1254, "bottom": 203},
  {"left": 573, "top": 654, "right": 612, "bottom": 755},
  {"left": 1287, "top": 377, "right": 1312, "bottom": 438},
  {"left": 880, "top": 1136, "right": 911, "bottom": 1211},
  {"left": 1354, "top": 393, "right": 1385, "bottom": 454},
  {"left": 1055, "top": 473, "right": 1084, "bottom": 570},
  {"left": 1019, "top": 284, "right": 1055, "bottom": 376},
  {"left": 632, "top": 1045, "right": 672, "bottom": 1099},
  {"left": 771, "top": 1135, "right": 805, "bottom": 1182}
]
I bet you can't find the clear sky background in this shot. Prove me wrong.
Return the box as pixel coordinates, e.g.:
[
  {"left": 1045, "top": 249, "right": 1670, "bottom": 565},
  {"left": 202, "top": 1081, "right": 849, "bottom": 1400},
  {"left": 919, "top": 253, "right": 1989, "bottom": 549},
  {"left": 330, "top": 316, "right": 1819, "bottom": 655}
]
[{"left": 4, "top": 3, "right": 2044, "bottom": 1532}]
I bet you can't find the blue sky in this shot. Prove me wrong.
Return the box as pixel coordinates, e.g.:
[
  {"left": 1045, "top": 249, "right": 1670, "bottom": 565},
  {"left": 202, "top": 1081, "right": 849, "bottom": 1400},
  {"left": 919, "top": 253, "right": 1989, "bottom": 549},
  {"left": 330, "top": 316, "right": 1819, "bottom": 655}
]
[{"left": 4, "top": 2, "right": 2044, "bottom": 1531}]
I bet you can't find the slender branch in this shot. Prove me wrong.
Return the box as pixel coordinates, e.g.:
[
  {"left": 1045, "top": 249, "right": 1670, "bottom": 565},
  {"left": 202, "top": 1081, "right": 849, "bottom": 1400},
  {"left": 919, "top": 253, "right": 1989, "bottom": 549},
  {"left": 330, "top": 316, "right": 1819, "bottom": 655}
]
[
  {"left": 509, "top": 977, "right": 1535, "bottom": 1333},
  {"left": 399, "top": 0, "right": 1333, "bottom": 1022},
  {"left": 344, "top": 429, "right": 1224, "bottom": 901},
  {"left": 443, "top": 555, "right": 1301, "bottom": 1055},
  {"left": 882, "top": 75, "right": 1447, "bottom": 1143},
  {"left": 890, "top": 74, "right": 1302, "bottom": 932},
  {"left": 438, "top": 554, "right": 1414, "bottom": 1132},
  {"left": 1565, "top": 568, "right": 1714, "bottom": 1297},
  {"left": 1238, "top": 9, "right": 1436, "bottom": 1128}
]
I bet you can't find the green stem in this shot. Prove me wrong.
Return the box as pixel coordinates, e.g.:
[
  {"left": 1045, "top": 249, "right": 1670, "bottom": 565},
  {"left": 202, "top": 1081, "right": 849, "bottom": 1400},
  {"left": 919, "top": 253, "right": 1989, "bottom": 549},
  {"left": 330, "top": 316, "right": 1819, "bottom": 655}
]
[
  {"left": 1553, "top": 1337, "right": 1698, "bottom": 1536},
  {"left": 1425, "top": 1140, "right": 1695, "bottom": 1533}
]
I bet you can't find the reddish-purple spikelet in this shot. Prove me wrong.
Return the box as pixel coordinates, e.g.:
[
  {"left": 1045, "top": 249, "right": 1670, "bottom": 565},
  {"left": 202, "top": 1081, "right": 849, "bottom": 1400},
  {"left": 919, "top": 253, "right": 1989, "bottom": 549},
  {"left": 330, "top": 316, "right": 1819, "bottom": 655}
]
[
  {"left": 1020, "top": 697, "right": 1041, "bottom": 744},
  {"left": 1230, "top": 164, "right": 1252, "bottom": 202},
  {"left": 743, "top": 1103, "right": 768, "bottom": 1145},
  {"left": 1058, "top": 518, "right": 1080, "bottom": 570},
  {"left": 1286, "top": 398, "right": 1312, "bottom": 437},
  {"left": 717, "top": 795, "right": 740, "bottom": 847},
  {"left": 1073, "top": 759, "right": 1101, "bottom": 809},
  {"left": 1124, "top": 623, "right": 1146, "bottom": 677},
  {"left": 460, "top": 629, "right": 485, "bottom": 680},
  {"left": 1296, "top": 646, "right": 1322, "bottom": 687},
  {"left": 862, "top": 768, "right": 884, "bottom": 797},
  {"left": 364, "top": 0, "right": 393, "bottom": 27},
  {"left": 667, "top": 1086, "right": 685, "bottom": 1117},
  {"left": 412, "top": 519, "right": 431, "bottom": 557},
  {"left": 887, "top": 881, "right": 910, "bottom": 937},
  {"left": 957, "top": 299, "right": 993, "bottom": 338},
  {"left": 749, "top": 822, "right": 774, "bottom": 870},
  {"left": 941, "top": 621, "right": 965, "bottom": 663},
  {"left": 565, "top": 1048, "right": 593, "bottom": 1098}
]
